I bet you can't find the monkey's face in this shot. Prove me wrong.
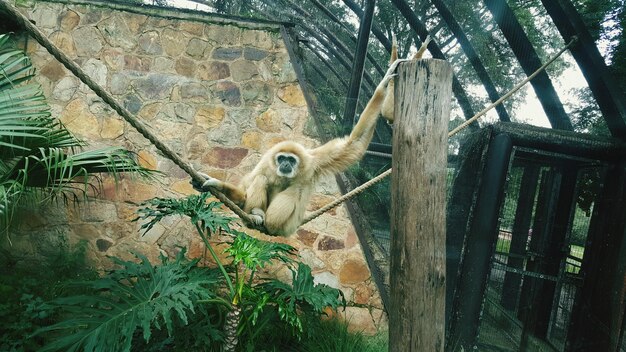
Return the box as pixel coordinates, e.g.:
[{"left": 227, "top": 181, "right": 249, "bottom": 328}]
[{"left": 275, "top": 152, "right": 300, "bottom": 178}]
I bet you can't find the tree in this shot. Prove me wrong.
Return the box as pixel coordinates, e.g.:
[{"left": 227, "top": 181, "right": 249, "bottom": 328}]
[{"left": 0, "top": 34, "right": 152, "bottom": 235}]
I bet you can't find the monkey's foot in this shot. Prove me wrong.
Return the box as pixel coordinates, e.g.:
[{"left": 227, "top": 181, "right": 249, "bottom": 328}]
[{"left": 249, "top": 208, "right": 265, "bottom": 226}]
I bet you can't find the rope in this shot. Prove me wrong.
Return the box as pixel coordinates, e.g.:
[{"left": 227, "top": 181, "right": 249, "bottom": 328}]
[
  {"left": 0, "top": 0, "right": 264, "bottom": 231},
  {"left": 300, "top": 36, "right": 579, "bottom": 225}
]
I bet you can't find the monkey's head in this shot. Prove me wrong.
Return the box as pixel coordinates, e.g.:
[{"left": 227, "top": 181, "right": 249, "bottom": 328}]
[{"left": 274, "top": 152, "right": 300, "bottom": 178}]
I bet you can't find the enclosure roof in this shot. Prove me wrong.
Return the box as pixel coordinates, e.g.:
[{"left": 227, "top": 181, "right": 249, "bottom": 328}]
[{"left": 2, "top": 0, "right": 625, "bottom": 143}]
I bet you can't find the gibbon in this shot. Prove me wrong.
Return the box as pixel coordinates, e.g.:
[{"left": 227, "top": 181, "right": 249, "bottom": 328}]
[
  {"left": 193, "top": 58, "right": 407, "bottom": 236},
  {"left": 381, "top": 35, "right": 431, "bottom": 123}
]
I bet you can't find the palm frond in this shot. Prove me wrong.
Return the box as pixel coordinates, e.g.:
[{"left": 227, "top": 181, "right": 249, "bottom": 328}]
[
  {"left": 0, "top": 33, "right": 155, "bottom": 232},
  {"left": 34, "top": 249, "right": 221, "bottom": 352}
]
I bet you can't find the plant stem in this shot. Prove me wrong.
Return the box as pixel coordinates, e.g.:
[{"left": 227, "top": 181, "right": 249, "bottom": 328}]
[{"left": 194, "top": 222, "right": 235, "bottom": 296}]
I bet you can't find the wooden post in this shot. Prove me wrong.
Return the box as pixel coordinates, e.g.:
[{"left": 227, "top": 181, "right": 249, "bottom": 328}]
[{"left": 389, "top": 59, "right": 452, "bottom": 352}]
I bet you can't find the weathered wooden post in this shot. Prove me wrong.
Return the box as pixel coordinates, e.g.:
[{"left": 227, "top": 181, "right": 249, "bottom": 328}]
[{"left": 389, "top": 59, "right": 452, "bottom": 351}]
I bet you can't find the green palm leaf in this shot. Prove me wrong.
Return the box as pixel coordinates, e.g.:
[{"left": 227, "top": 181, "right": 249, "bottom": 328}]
[{"left": 0, "top": 33, "right": 154, "bottom": 231}]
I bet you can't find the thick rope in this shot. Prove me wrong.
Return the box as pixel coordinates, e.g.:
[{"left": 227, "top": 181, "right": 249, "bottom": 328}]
[
  {"left": 301, "top": 36, "right": 579, "bottom": 225},
  {"left": 0, "top": 0, "right": 263, "bottom": 231}
]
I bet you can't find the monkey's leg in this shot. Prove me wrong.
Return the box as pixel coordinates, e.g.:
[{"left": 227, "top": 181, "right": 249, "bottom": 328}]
[{"left": 264, "top": 188, "right": 302, "bottom": 236}]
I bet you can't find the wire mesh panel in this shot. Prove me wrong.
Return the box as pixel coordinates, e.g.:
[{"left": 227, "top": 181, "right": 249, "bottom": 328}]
[{"left": 475, "top": 148, "right": 608, "bottom": 351}]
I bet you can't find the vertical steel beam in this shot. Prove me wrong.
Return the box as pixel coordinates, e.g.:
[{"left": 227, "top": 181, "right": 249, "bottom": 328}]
[
  {"left": 447, "top": 132, "right": 513, "bottom": 350},
  {"left": 342, "top": 0, "right": 376, "bottom": 129}
]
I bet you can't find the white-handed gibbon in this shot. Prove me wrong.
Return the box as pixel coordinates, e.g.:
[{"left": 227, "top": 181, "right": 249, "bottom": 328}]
[
  {"left": 193, "top": 58, "right": 408, "bottom": 236},
  {"left": 381, "top": 35, "right": 431, "bottom": 123}
]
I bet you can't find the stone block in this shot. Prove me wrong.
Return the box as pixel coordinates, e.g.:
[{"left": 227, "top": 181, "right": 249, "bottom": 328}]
[
  {"left": 60, "top": 9, "right": 80, "bottom": 31},
  {"left": 157, "top": 102, "right": 195, "bottom": 123},
  {"left": 81, "top": 58, "right": 107, "bottom": 93},
  {"left": 241, "top": 30, "right": 273, "bottom": 50},
  {"left": 296, "top": 228, "right": 319, "bottom": 247},
  {"left": 49, "top": 31, "right": 76, "bottom": 59},
  {"left": 180, "top": 82, "right": 209, "bottom": 101},
  {"left": 162, "top": 28, "right": 189, "bottom": 56},
  {"left": 338, "top": 307, "right": 378, "bottom": 335},
  {"left": 241, "top": 81, "right": 274, "bottom": 106},
  {"left": 256, "top": 109, "right": 281, "bottom": 132},
  {"left": 171, "top": 179, "right": 195, "bottom": 195},
  {"left": 29, "top": 4, "right": 58, "bottom": 28},
  {"left": 124, "top": 55, "right": 152, "bottom": 72},
  {"left": 138, "top": 102, "right": 163, "bottom": 120},
  {"left": 137, "top": 150, "right": 158, "bottom": 170},
  {"left": 198, "top": 61, "right": 230, "bottom": 81},
  {"left": 102, "top": 48, "right": 125, "bottom": 71},
  {"left": 123, "top": 94, "right": 143, "bottom": 115},
  {"left": 339, "top": 259, "right": 370, "bottom": 284},
  {"left": 96, "top": 238, "right": 113, "bottom": 252},
  {"left": 195, "top": 106, "right": 225, "bottom": 129},
  {"left": 278, "top": 84, "right": 306, "bottom": 107},
  {"left": 179, "top": 21, "right": 204, "bottom": 36},
  {"left": 132, "top": 74, "right": 179, "bottom": 100},
  {"left": 186, "top": 38, "right": 211, "bottom": 59},
  {"left": 231, "top": 60, "right": 258, "bottom": 81},
  {"left": 79, "top": 202, "right": 118, "bottom": 223},
  {"left": 244, "top": 47, "right": 269, "bottom": 61},
  {"left": 313, "top": 271, "right": 339, "bottom": 289},
  {"left": 60, "top": 98, "right": 100, "bottom": 139},
  {"left": 52, "top": 76, "right": 78, "bottom": 102},
  {"left": 318, "top": 236, "right": 345, "bottom": 251},
  {"left": 213, "top": 81, "right": 241, "bottom": 106},
  {"left": 212, "top": 47, "right": 242, "bottom": 61},
  {"left": 98, "top": 16, "right": 136, "bottom": 51},
  {"left": 202, "top": 147, "right": 248, "bottom": 169},
  {"left": 138, "top": 30, "right": 163, "bottom": 55},
  {"left": 100, "top": 117, "right": 125, "bottom": 139},
  {"left": 241, "top": 131, "right": 262, "bottom": 150},
  {"left": 299, "top": 249, "right": 326, "bottom": 270},
  {"left": 206, "top": 25, "right": 241, "bottom": 45},
  {"left": 153, "top": 57, "right": 175, "bottom": 72},
  {"left": 175, "top": 56, "right": 196, "bottom": 77},
  {"left": 109, "top": 73, "right": 129, "bottom": 95},
  {"left": 138, "top": 221, "right": 166, "bottom": 244}
]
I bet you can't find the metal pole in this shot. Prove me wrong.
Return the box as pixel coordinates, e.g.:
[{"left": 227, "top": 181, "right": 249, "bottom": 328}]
[{"left": 342, "top": 0, "right": 375, "bottom": 131}]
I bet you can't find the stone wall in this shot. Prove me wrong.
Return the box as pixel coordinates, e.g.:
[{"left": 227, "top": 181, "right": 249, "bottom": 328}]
[{"left": 9, "top": 0, "right": 386, "bottom": 333}]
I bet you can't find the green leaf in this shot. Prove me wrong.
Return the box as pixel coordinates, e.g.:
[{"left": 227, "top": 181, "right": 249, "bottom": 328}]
[
  {"left": 135, "top": 194, "right": 235, "bottom": 237},
  {"left": 0, "top": 33, "right": 155, "bottom": 232},
  {"left": 226, "top": 232, "right": 296, "bottom": 271},
  {"left": 33, "top": 249, "right": 220, "bottom": 352},
  {"left": 257, "top": 263, "right": 345, "bottom": 335}
]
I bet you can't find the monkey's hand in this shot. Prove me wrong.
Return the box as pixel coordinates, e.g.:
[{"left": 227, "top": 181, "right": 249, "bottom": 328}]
[
  {"left": 190, "top": 172, "right": 221, "bottom": 192},
  {"left": 249, "top": 208, "right": 265, "bottom": 226}
]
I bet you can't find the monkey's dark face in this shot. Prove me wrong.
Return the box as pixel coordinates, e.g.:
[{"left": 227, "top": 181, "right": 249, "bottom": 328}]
[{"left": 275, "top": 152, "right": 300, "bottom": 178}]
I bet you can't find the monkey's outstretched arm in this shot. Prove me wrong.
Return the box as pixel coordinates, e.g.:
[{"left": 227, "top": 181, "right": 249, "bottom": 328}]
[
  {"left": 192, "top": 173, "right": 247, "bottom": 208},
  {"left": 310, "top": 59, "right": 408, "bottom": 175}
]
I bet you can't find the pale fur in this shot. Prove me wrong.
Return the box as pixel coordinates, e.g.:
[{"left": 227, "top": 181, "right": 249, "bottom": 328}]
[
  {"left": 381, "top": 35, "right": 431, "bottom": 123},
  {"left": 200, "top": 59, "right": 406, "bottom": 236}
]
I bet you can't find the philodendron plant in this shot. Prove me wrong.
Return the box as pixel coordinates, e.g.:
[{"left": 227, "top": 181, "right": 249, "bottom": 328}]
[{"left": 36, "top": 192, "right": 344, "bottom": 352}]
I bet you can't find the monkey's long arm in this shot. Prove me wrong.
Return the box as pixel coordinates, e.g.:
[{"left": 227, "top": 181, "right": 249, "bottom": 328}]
[
  {"left": 310, "top": 59, "right": 407, "bottom": 175},
  {"left": 194, "top": 174, "right": 247, "bottom": 208}
]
